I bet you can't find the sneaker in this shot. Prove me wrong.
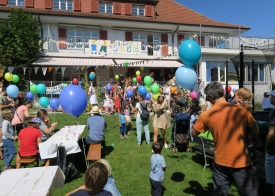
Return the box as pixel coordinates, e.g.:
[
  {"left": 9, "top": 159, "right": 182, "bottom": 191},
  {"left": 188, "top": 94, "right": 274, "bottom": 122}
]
[
  {"left": 164, "top": 143, "right": 168, "bottom": 148},
  {"left": 4, "top": 166, "right": 14, "bottom": 171},
  {"left": 152, "top": 150, "right": 154, "bottom": 152},
  {"left": 124, "top": 135, "right": 128, "bottom": 138},
  {"left": 120, "top": 135, "right": 123, "bottom": 139}
]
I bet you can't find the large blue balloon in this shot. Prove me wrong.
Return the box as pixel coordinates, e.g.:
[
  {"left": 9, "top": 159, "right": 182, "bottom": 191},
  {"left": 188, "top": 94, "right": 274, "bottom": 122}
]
[
  {"left": 179, "top": 40, "right": 201, "bottom": 66},
  {"left": 50, "top": 98, "right": 60, "bottom": 110},
  {"left": 175, "top": 65, "right": 197, "bottom": 90},
  {"left": 144, "top": 93, "right": 151, "bottom": 100},
  {"left": 89, "top": 73, "right": 95, "bottom": 80},
  {"left": 7, "top": 85, "right": 19, "bottom": 98},
  {"left": 26, "top": 92, "right": 34, "bottom": 100},
  {"left": 36, "top": 83, "right": 46, "bottom": 95},
  {"left": 60, "top": 85, "right": 87, "bottom": 117},
  {"left": 39, "top": 97, "right": 50, "bottom": 108},
  {"left": 126, "top": 90, "right": 133, "bottom": 98},
  {"left": 138, "top": 86, "right": 147, "bottom": 95},
  {"left": 106, "top": 85, "right": 112, "bottom": 92}
]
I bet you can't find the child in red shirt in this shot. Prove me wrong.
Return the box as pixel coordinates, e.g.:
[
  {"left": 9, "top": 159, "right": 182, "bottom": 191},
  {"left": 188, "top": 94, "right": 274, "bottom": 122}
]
[{"left": 115, "top": 93, "right": 121, "bottom": 113}]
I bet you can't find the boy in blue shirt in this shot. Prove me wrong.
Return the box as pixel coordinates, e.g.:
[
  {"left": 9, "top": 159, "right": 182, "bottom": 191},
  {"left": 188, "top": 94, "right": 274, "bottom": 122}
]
[
  {"left": 149, "top": 141, "right": 166, "bottom": 196},
  {"left": 119, "top": 106, "right": 128, "bottom": 139}
]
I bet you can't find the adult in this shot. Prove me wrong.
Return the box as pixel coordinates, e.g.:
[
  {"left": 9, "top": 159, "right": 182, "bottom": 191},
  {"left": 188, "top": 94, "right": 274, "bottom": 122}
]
[
  {"left": 86, "top": 106, "right": 108, "bottom": 155},
  {"left": 88, "top": 81, "right": 98, "bottom": 106},
  {"left": 124, "top": 81, "right": 133, "bottom": 101},
  {"left": 12, "top": 100, "right": 33, "bottom": 134},
  {"left": 147, "top": 95, "right": 170, "bottom": 148},
  {"left": 36, "top": 109, "right": 58, "bottom": 142},
  {"left": 263, "top": 92, "right": 274, "bottom": 111},
  {"left": 130, "top": 94, "right": 150, "bottom": 146},
  {"left": 266, "top": 90, "right": 275, "bottom": 196},
  {"left": 162, "top": 83, "right": 171, "bottom": 110},
  {"left": 192, "top": 82, "right": 259, "bottom": 196}
]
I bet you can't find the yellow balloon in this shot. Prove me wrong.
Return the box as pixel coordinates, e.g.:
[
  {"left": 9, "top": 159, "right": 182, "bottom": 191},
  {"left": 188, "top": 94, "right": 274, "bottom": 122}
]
[
  {"left": 140, "top": 67, "right": 144, "bottom": 71},
  {"left": 136, "top": 71, "right": 140, "bottom": 76},
  {"left": 4, "top": 73, "right": 13, "bottom": 82},
  {"left": 153, "top": 94, "right": 159, "bottom": 100}
]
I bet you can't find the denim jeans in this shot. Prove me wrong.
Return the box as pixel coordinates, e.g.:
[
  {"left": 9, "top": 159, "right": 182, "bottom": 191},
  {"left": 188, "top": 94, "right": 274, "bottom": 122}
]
[
  {"left": 189, "top": 115, "right": 198, "bottom": 141},
  {"left": 136, "top": 117, "right": 150, "bottom": 145},
  {"left": 120, "top": 124, "right": 127, "bottom": 135},
  {"left": 85, "top": 136, "right": 107, "bottom": 154},
  {"left": 265, "top": 152, "right": 275, "bottom": 185},
  {"left": 2, "top": 139, "right": 17, "bottom": 167}
]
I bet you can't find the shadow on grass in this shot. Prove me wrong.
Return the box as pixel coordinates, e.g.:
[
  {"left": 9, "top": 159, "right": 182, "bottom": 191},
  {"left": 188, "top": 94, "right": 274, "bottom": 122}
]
[
  {"left": 183, "top": 181, "right": 213, "bottom": 196},
  {"left": 171, "top": 172, "right": 185, "bottom": 182},
  {"left": 191, "top": 153, "right": 214, "bottom": 169}
]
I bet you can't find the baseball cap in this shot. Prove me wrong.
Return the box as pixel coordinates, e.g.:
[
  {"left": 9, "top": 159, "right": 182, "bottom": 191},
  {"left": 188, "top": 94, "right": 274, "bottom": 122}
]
[
  {"left": 28, "top": 117, "right": 42, "bottom": 124},
  {"left": 267, "top": 90, "right": 275, "bottom": 96}
]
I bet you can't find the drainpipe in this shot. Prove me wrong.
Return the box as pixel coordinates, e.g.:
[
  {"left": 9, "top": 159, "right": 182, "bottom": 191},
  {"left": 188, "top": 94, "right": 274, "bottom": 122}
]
[
  {"left": 37, "top": 14, "right": 43, "bottom": 39},
  {"left": 172, "top": 24, "right": 179, "bottom": 54}
]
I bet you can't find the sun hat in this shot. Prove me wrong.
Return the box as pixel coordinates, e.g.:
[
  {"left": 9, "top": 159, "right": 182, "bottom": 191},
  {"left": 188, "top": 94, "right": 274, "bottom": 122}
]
[
  {"left": 91, "top": 106, "right": 100, "bottom": 114},
  {"left": 28, "top": 117, "right": 42, "bottom": 124}
]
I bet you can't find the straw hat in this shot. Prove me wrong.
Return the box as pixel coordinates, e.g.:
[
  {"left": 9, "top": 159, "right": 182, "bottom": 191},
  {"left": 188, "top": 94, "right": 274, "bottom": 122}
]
[{"left": 91, "top": 106, "right": 100, "bottom": 114}]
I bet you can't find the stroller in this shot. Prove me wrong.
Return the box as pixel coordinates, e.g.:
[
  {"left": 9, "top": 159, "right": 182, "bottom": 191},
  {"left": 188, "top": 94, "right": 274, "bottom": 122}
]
[{"left": 171, "top": 112, "right": 191, "bottom": 153}]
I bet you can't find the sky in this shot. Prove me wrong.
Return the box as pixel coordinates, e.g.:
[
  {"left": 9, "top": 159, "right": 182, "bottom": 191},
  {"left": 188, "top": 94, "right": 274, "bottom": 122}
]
[{"left": 176, "top": 0, "right": 275, "bottom": 38}]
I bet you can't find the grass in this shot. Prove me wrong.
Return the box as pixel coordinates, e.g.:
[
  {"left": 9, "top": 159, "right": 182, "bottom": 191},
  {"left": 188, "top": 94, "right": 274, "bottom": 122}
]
[{"left": 0, "top": 113, "right": 268, "bottom": 196}]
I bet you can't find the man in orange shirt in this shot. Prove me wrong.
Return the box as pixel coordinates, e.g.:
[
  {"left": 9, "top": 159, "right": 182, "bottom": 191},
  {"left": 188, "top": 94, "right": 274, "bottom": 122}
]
[{"left": 192, "top": 82, "right": 259, "bottom": 196}]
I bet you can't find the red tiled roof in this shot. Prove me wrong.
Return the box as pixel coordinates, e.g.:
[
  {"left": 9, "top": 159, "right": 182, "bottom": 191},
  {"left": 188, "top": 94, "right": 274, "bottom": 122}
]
[{"left": 0, "top": 0, "right": 249, "bottom": 29}]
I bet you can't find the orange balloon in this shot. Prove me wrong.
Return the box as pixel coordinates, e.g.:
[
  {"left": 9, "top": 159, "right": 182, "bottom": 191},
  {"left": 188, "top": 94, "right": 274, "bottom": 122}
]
[{"left": 170, "top": 87, "right": 176, "bottom": 94}]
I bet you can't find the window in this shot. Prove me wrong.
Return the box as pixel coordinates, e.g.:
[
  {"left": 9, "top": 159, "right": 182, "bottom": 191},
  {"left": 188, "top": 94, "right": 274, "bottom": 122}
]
[
  {"left": 247, "top": 63, "right": 265, "bottom": 82},
  {"left": 206, "top": 62, "right": 225, "bottom": 82},
  {"left": 153, "top": 35, "right": 160, "bottom": 51},
  {"left": 8, "top": 0, "right": 24, "bottom": 6},
  {"left": 67, "top": 30, "right": 99, "bottom": 48},
  {"left": 99, "top": 2, "right": 112, "bottom": 13},
  {"left": 133, "top": 34, "right": 146, "bottom": 42},
  {"left": 53, "top": 0, "right": 73, "bottom": 10},
  {"left": 132, "top": 5, "right": 145, "bottom": 16}
]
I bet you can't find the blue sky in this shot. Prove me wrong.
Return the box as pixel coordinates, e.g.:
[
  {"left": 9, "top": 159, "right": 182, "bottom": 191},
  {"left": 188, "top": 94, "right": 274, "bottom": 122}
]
[{"left": 176, "top": 0, "right": 275, "bottom": 38}]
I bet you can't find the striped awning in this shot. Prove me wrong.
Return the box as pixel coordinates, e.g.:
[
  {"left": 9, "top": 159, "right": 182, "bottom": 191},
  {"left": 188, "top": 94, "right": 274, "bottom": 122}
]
[
  {"left": 114, "top": 59, "right": 182, "bottom": 67},
  {"left": 32, "top": 57, "right": 114, "bottom": 66}
]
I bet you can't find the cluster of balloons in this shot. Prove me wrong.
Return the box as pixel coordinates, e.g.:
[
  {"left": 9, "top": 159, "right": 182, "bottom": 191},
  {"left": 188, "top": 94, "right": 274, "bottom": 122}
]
[
  {"left": 135, "top": 75, "right": 161, "bottom": 101},
  {"left": 225, "top": 85, "right": 237, "bottom": 93},
  {"left": 89, "top": 72, "right": 95, "bottom": 80},
  {"left": 4, "top": 73, "right": 19, "bottom": 83},
  {"left": 106, "top": 84, "right": 115, "bottom": 92},
  {"left": 133, "top": 71, "right": 142, "bottom": 83},
  {"left": 175, "top": 40, "right": 202, "bottom": 90}
]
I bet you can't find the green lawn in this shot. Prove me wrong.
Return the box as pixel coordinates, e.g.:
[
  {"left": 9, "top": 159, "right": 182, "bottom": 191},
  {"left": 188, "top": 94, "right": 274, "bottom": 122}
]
[{"left": 0, "top": 113, "right": 268, "bottom": 196}]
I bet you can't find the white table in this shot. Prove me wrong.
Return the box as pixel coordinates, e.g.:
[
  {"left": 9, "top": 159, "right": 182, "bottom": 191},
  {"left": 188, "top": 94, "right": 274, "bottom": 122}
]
[
  {"left": 39, "top": 125, "right": 86, "bottom": 160},
  {"left": 0, "top": 166, "right": 65, "bottom": 196}
]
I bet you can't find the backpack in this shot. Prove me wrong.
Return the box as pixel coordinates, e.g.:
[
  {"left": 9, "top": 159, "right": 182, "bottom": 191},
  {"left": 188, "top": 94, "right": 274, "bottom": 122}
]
[{"left": 139, "top": 102, "right": 149, "bottom": 121}]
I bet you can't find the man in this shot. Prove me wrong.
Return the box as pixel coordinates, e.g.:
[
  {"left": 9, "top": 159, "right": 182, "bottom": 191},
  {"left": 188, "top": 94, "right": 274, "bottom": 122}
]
[
  {"left": 266, "top": 90, "right": 275, "bottom": 196},
  {"left": 130, "top": 94, "right": 150, "bottom": 146},
  {"left": 86, "top": 106, "right": 108, "bottom": 155},
  {"left": 192, "top": 82, "right": 259, "bottom": 196}
]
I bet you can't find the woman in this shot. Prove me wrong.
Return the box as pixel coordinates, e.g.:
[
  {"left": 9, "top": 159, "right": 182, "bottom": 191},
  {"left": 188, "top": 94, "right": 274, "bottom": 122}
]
[
  {"left": 124, "top": 81, "right": 133, "bottom": 101},
  {"left": 147, "top": 95, "right": 171, "bottom": 148},
  {"left": 36, "top": 109, "right": 58, "bottom": 142},
  {"left": 12, "top": 100, "right": 33, "bottom": 134},
  {"left": 88, "top": 81, "right": 98, "bottom": 106}
]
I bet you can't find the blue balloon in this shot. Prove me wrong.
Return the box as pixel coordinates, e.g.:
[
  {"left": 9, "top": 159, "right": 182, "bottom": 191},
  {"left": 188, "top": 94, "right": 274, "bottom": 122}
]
[
  {"left": 126, "top": 90, "right": 133, "bottom": 98},
  {"left": 78, "top": 81, "right": 83, "bottom": 85},
  {"left": 106, "top": 85, "right": 112, "bottom": 91},
  {"left": 39, "top": 97, "right": 50, "bottom": 108},
  {"left": 6, "top": 85, "right": 19, "bottom": 98},
  {"left": 232, "top": 88, "right": 237, "bottom": 93},
  {"left": 60, "top": 85, "right": 87, "bottom": 117},
  {"left": 89, "top": 73, "right": 95, "bottom": 80},
  {"left": 138, "top": 86, "right": 147, "bottom": 95},
  {"left": 26, "top": 92, "right": 34, "bottom": 100},
  {"left": 144, "top": 93, "right": 151, "bottom": 100},
  {"left": 175, "top": 65, "right": 197, "bottom": 90},
  {"left": 36, "top": 83, "right": 46, "bottom": 94},
  {"left": 179, "top": 40, "right": 201, "bottom": 66},
  {"left": 50, "top": 98, "right": 60, "bottom": 110}
]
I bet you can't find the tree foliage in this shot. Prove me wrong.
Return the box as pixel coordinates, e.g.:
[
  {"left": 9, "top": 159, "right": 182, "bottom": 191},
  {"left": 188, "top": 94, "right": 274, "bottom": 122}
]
[{"left": 0, "top": 8, "right": 43, "bottom": 68}]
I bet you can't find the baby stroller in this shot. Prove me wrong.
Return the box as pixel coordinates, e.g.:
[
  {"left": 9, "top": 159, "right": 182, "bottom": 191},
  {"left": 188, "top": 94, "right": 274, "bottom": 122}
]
[{"left": 171, "top": 112, "right": 191, "bottom": 153}]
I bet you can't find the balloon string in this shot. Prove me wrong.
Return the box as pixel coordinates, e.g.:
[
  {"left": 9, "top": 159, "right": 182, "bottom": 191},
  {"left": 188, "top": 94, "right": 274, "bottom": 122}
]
[{"left": 76, "top": 118, "right": 79, "bottom": 125}]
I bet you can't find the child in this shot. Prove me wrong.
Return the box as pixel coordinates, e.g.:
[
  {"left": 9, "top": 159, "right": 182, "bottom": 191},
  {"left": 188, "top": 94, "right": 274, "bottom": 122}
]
[
  {"left": 104, "top": 91, "right": 113, "bottom": 116},
  {"left": 150, "top": 141, "right": 166, "bottom": 196},
  {"left": 119, "top": 106, "right": 128, "bottom": 138},
  {"left": 114, "top": 92, "right": 121, "bottom": 114},
  {"left": 234, "top": 87, "right": 262, "bottom": 159},
  {"left": 125, "top": 104, "right": 131, "bottom": 133},
  {"left": 1, "top": 109, "right": 17, "bottom": 171}
]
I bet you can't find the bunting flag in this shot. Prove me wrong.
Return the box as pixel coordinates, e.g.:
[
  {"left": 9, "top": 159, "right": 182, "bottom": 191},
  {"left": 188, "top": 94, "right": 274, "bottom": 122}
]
[
  {"left": 34, "top": 67, "right": 39, "bottom": 75},
  {"left": 102, "top": 65, "right": 105, "bottom": 69},
  {"left": 28, "top": 67, "right": 32, "bottom": 76},
  {"left": 48, "top": 67, "right": 53, "bottom": 72},
  {"left": 23, "top": 67, "right": 27, "bottom": 75},
  {"left": 73, "top": 66, "right": 80, "bottom": 71},
  {"left": 81, "top": 66, "right": 87, "bottom": 71},
  {"left": 8, "top": 67, "right": 14, "bottom": 73},
  {"left": 0, "top": 66, "right": 5, "bottom": 77},
  {"left": 61, "top": 67, "right": 66, "bottom": 78},
  {"left": 42, "top": 67, "right": 47, "bottom": 76},
  {"left": 55, "top": 67, "right": 60, "bottom": 72}
]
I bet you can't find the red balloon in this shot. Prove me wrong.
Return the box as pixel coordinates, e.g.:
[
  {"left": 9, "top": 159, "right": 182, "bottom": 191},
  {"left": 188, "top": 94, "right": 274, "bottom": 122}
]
[
  {"left": 72, "top": 78, "right": 78, "bottom": 84},
  {"left": 136, "top": 75, "right": 142, "bottom": 83},
  {"left": 227, "top": 85, "right": 232, "bottom": 93},
  {"left": 111, "top": 86, "right": 115, "bottom": 91}
]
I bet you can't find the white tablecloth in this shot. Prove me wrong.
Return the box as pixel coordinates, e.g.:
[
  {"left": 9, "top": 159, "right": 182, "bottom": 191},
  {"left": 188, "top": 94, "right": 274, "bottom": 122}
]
[
  {"left": 0, "top": 166, "right": 65, "bottom": 196},
  {"left": 39, "top": 125, "right": 86, "bottom": 159}
]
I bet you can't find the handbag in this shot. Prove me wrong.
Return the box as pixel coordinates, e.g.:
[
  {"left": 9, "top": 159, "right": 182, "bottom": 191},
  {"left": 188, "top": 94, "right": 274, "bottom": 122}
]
[{"left": 15, "top": 108, "right": 27, "bottom": 128}]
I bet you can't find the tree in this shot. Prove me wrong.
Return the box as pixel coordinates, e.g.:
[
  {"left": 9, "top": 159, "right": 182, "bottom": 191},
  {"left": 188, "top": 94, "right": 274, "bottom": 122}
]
[{"left": 0, "top": 8, "right": 43, "bottom": 68}]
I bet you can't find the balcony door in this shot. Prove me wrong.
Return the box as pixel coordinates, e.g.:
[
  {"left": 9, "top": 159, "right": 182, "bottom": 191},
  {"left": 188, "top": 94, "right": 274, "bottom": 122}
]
[{"left": 147, "top": 34, "right": 160, "bottom": 56}]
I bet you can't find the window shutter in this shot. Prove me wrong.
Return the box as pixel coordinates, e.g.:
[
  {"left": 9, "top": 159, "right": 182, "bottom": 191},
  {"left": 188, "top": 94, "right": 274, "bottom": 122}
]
[
  {"left": 161, "top": 34, "right": 168, "bottom": 56},
  {"left": 198, "top": 36, "right": 205, "bottom": 46},
  {"left": 74, "top": 0, "right": 81, "bottom": 11},
  {"left": 125, "top": 3, "right": 132, "bottom": 15},
  {"left": 145, "top": 5, "right": 154, "bottom": 17},
  {"left": 0, "top": 0, "right": 7, "bottom": 5},
  {"left": 24, "top": 0, "right": 34, "bottom": 7},
  {"left": 45, "top": 0, "right": 52, "bottom": 9},
  {"left": 100, "top": 30, "right": 107, "bottom": 40},
  {"left": 113, "top": 2, "right": 121, "bottom": 14},
  {"left": 125, "top": 32, "right": 133, "bottom": 41},
  {"left": 91, "top": 0, "right": 99, "bottom": 13},
  {"left": 58, "top": 28, "right": 67, "bottom": 49}
]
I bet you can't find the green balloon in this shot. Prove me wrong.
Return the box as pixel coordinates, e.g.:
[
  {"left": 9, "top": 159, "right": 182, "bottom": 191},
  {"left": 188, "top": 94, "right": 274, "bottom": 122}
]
[
  {"left": 151, "top": 84, "right": 160, "bottom": 93},
  {"left": 30, "top": 84, "right": 37, "bottom": 94},
  {"left": 111, "top": 143, "right": 114, "bottom": 147},
  {"left": 144, "top": 76, "right": 152, "bottom": 86},
  {"left": 62, "top": 83, "right": 68, "bottom": 88},
  {"left": 146, "top": 86, "right": 151, "bottom": 92},
  {"left": 124, "top": 61, "right": 128, "bottom": 67},
  {"left": 132, "top": 78, "right": 137, "bottom": 83},
  {"left": 12, "top": 74, "right": 19, "bottom": 83}
]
